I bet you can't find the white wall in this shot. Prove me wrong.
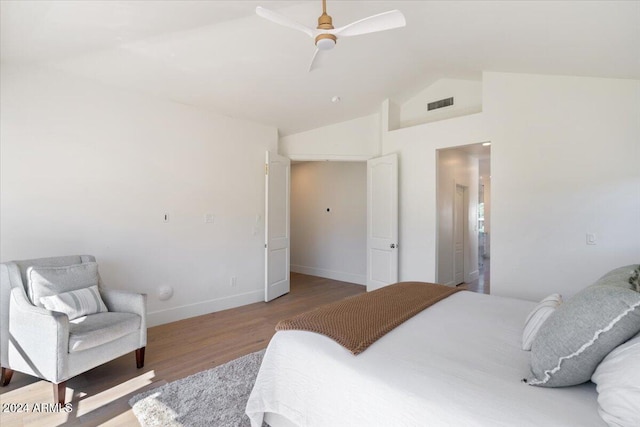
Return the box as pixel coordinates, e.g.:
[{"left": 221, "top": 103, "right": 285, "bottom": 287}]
[
  {"left": 437, "top": 148, "right": 480, "bottom": 285},
  {"left": 279, "top": 114, "right": 380, "bottom": 161},
  {"left": 290, "top": 162, "right": 367, "bottom": 285},
  {"left": 382, "top": 113, "right": 489, "bottom": 283},
  {"left": 484, "top": 72, "right": 640, "bottom": 300},
  {"left": 6, "top": 63, "right": 636, "bottom": 322},
  {"left": 280, "top": 73, "right": 639, "bottom": 302},
  {"left": 400, "top": 78, "right": 482, "bottom": 129},
  {"left": 0, "top": 65, "right": 278, "bottom": 326}
]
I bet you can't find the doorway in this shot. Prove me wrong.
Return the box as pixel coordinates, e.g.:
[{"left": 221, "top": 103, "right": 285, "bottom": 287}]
[
  {"left": 285, "top": 153, "right": 399, "bottom": 291},
  {"left": 289, "top": 161, "right": 367, "bottom": 286},
  {"left": 475, "top": 156, "right": 491, "bottom": 293},
  {"left": 436, "top": 143, "right": 490, "bottom": 292}
]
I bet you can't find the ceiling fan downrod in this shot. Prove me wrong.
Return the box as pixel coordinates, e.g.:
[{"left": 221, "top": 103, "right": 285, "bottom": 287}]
[{"left": 315, "top": 0, "right": 336, "bottom": 49}]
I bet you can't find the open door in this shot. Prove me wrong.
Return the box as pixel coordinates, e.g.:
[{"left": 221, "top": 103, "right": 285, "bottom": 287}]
[
  {"left": 366, "top": 153, "right": 398, "bottom": 291},
  {"left": 265, "top": 151, "right": 290, "bottom": 302}
]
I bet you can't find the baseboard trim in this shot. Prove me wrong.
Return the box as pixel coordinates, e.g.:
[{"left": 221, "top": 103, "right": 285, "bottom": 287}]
[
  {"left": 147, "top": 290, "right": 263, "bottom": 327},
  {"left": 291, "top": 264, "right": 366, "bottom": 286}
]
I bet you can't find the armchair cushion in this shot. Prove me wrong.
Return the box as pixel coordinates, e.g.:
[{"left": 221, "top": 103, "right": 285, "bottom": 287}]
[
  {"left": 27, "top": 262, "right": 99, "bottom": 308},
  {"left": 41, "top": 285, "right": 108, "bottom": 320},
  {"left": 69, "top": 312, "right": 141, "bottom": 353}
]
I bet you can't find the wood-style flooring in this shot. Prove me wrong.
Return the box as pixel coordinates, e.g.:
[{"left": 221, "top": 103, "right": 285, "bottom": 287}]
[
  {"left": 0, "top": 273, "right": 365, "bottom": 427},
  {"left": 463, "top": 257, "right": 490, "bottom": 294}
]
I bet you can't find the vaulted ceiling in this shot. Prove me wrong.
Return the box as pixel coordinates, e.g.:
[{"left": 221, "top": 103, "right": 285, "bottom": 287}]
[{"left": 2, "top": 1, "right": 638, "bottom": 135}]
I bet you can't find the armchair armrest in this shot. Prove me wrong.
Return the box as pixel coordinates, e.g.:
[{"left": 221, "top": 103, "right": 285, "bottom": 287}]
[
  {"left": 8, "top": 287, "right": 70, "bottom": 383},
  {"left": 100, "top": 289, "right": 147, "bottom": 347},
  {"left": 99, "top": 289, "right": 146, "bottom": 316}
]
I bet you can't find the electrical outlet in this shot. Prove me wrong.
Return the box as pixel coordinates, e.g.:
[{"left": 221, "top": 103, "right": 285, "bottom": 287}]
[{"left": 205, "top": 214, "right": 215, "bottom": 224}]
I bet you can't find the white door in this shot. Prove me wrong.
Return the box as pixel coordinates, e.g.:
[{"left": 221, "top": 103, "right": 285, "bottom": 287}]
[
  {"left": 453, "top": 185, "right": 465, "bottom": 285},
  {"left": 366, "top": 153, "right": 398, "bottom": 291},
  {"left": 265, "top": 151, "right": 290, "bottom": 302}
]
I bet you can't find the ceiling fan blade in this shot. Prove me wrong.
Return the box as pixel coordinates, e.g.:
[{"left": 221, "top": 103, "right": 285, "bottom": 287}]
[
  {"left": 256, "top": 6, "right": 316, "bottom": 38},
  {"left": 308, "top": 48, "right": 329, "bottom": 72},
  {"left": 332, "top": 10, "right": 406, "bottom": 37}
]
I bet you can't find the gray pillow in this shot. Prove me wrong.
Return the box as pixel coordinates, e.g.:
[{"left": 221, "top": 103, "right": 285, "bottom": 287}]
[
  {"left": 594, "top": 264, "right": 639, "bottom": 290},
  {"left": 526, "top": 285, "right": 640, "bottom": 387},
  {"left": 27, "top": 262, "right": 99, "bottom": 308}
]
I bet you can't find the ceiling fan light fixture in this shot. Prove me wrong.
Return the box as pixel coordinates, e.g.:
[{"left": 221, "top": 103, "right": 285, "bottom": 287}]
[{"left": 315, "top": 33, "right": 336, "bottom": 50}]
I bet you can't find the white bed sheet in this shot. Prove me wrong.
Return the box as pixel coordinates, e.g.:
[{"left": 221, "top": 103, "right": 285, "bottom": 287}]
[{"left": 246, "top": 291, "right": 605, "bottom": 427}]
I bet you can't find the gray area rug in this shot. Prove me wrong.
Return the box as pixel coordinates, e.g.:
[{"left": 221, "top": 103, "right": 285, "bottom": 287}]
[{"left": 129, "top": 349, "right": 266, "bottom": 427}]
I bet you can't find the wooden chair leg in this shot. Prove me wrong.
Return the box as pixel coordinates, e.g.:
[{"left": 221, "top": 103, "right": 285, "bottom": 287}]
[
  {"left": 1, "top": 367, "right": 14, "bottom": 386},
  {"left": 53, "top": 381, "right": 66, "bottom": 405},
  {"left": 136, "top": 347, "right": 146, "bottom": 369}
]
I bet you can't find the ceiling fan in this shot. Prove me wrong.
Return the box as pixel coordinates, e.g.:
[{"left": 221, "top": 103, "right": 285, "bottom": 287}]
[{"left": 256, "top": 0, "right": 406, "bottom": 71}]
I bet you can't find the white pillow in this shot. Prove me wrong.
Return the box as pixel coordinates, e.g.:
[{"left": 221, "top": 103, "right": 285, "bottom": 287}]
[
  {"left": 591, "top": 333, "right": 640, "bottom": 427},
  {"left": 522, "top": 293, "right": 562, "bottom": 351},
  {"left": 40, "top": 285, "right": 108, "bottom": 320}
]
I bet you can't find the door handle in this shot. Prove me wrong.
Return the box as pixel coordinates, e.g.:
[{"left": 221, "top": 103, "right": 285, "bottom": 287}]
[{"left": 390, "top": 243, "right": 397, "bottom": 249}]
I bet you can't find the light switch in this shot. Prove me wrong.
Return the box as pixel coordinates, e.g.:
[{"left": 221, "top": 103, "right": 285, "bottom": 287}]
[{"left": 586, "top": 233, "right": 597, "bottom": 245}]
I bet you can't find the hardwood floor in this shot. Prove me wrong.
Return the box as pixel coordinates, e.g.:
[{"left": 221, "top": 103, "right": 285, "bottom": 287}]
[
  {"left": 464, "top": 257, "right": 490, "bottom": 294},
  {"left": 0, "top": 273, "right": 365, "bottom": 427}
]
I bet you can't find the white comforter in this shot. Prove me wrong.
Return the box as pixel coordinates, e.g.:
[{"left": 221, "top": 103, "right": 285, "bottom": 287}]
[{"left": 246, "top": 291, "right": 604, "bottom": 427}]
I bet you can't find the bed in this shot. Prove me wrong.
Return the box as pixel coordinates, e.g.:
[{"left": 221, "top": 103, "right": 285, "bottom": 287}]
[{"left": 245, "top": 290, "right": 606, "bottom": 427}]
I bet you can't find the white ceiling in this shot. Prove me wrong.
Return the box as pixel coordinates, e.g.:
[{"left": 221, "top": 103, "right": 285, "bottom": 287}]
[{"left": 2, "top": 1, "right": 639, "bottom": 136}]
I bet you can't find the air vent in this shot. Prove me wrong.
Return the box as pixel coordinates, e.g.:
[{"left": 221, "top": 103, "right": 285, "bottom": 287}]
[{"left": 427, "top": 97, "right": 454, "bottom": 111}]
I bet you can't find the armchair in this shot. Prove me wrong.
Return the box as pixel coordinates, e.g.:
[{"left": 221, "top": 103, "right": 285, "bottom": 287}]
[{"left": 0, "top": 255, "right": 147, "bottom": 404}]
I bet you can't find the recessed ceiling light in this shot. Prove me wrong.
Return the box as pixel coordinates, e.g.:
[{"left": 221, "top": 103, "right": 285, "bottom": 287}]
[
  {"left": 331, "top": 96, "right": 341, "bottom": 103},
  {"left": 482, "top": 142, "right": 491, "bottom": 146}
]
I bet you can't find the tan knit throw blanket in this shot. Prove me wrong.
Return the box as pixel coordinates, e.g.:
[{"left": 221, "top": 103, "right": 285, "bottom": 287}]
[{"left": 276, "top": 281, "right": 461, "bottom": 355}]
